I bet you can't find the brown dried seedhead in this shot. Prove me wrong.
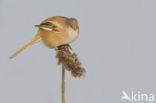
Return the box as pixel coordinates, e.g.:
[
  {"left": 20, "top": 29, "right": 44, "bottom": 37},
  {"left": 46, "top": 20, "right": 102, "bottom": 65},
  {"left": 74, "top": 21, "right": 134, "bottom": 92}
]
[{"left": 56, "top": 44, "right": 86, "bottom": 78}]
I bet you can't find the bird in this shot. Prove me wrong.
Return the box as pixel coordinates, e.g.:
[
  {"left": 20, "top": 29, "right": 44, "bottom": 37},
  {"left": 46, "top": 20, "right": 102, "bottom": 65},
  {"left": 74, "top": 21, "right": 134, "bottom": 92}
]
[{"left": 10, "top": 16, "right": 79, "bottom": 59}]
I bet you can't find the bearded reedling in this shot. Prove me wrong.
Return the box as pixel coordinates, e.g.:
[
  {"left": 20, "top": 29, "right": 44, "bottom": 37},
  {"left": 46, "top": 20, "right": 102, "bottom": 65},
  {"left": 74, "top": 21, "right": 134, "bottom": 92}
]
[
  {"left": 10, "top": 16, "right": 79, "bottom": 59},
  {"left": 10, "top": 16, "right": 86, "bottom": 103}
]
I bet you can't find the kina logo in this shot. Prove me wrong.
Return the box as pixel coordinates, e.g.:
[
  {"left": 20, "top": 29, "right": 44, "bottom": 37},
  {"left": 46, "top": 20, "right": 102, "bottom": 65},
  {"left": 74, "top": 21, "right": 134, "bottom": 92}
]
[{"left": 121, "top": 91, "right": 155, "bottom": 102}]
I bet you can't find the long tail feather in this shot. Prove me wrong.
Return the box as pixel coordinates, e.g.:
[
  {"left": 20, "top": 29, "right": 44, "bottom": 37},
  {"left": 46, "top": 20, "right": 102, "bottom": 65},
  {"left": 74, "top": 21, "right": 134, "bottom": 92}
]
[{"left": 10, "top": 36, "right": 41, "bottom": 59}]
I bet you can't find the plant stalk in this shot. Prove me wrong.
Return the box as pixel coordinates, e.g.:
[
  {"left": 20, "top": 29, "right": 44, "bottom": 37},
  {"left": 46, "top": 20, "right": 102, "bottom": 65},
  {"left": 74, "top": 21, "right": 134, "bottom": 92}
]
[{"left": 62, "top": 65, "right": 66, "bottom": 103}]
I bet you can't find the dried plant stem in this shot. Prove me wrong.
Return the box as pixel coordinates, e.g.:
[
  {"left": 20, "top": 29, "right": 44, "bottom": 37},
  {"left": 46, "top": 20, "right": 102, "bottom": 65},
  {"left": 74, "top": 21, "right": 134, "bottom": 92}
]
[
  {"left": 62, "top": 65, "right": 66, "bottom": 103},
  {"left": 56, "top": 44, "right": 86, "bottom": 103},
  {"left": 56, "top": 44, "right": 86, "bottom": 78}
]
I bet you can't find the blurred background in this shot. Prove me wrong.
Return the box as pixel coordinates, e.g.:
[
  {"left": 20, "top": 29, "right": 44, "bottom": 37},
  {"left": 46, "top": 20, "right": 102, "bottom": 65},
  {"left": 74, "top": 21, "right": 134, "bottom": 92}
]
[{"left": 0, "top": 0, "right": 156, "bottom": 103}]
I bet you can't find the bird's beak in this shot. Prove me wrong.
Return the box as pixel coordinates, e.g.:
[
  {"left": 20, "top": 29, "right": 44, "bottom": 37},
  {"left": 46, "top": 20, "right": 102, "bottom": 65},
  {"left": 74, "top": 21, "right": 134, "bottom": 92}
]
[{"left": 9, "top": 36, "right": 41, "bottom": 59}]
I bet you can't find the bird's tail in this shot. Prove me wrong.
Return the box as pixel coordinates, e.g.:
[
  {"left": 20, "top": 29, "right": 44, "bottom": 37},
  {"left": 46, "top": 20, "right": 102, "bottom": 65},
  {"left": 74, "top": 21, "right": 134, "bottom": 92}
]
[{"left": 9, "top": 36, "right": 41, "bottom": 59}]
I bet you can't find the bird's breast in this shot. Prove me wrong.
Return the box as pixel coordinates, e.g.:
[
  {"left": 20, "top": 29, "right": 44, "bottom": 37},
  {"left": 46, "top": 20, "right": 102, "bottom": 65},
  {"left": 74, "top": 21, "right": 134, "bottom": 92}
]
[{"left": 66, "top": 27, "right": 79, "bottom": 43}]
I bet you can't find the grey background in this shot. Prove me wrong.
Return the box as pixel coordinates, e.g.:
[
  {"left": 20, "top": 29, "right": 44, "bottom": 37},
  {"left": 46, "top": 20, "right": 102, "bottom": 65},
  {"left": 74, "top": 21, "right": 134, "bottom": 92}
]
[{"left": 0, "top": 0, "right": 156, "bottom": 103}]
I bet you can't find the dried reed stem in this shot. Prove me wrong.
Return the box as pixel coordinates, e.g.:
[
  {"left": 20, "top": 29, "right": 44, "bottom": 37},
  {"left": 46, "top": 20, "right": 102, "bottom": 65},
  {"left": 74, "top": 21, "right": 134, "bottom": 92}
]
[
  {"left": 56, "top": 44, "right": 86, "bottom": 78},
  {"left": 56, "top": 44, "right": 86, "bottom": 103},
  {"left": 62, "top": 65, "right": 66, "bottom": 103}
]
